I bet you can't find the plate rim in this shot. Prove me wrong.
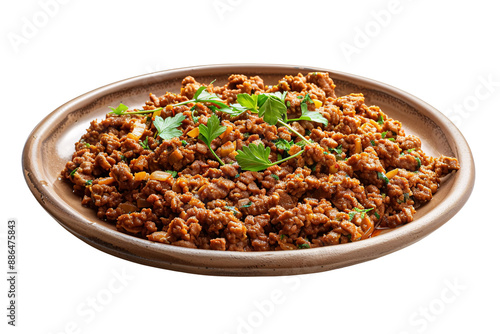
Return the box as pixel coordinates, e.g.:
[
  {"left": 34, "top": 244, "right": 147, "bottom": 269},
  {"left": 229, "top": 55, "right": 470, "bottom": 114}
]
[{"left": 22, "top": 63, "right": 476, "bottom": 276}]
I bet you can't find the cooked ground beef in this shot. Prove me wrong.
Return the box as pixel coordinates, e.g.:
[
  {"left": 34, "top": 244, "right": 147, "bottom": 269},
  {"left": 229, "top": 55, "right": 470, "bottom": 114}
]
[{"left": 62, "top": 72, "right": 460, "bottom": 251}]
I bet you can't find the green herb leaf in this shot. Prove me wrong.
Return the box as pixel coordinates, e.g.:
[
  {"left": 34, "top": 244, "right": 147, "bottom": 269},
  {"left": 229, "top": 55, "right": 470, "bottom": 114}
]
[
  {"left": 377, "top": 115, "right": 385, "bottom": 125},
  {"left": 235, "top": 143, "right": 304, "bottom": 172},
  {"left": 415, "top": 156, "right": 422, "bottom": 170},
  {"left": 370, "top": 140, "right": 376, "bottom": 146},
  {"left": 224, "top": 205, "right": 239, "bottom": 216},
  {"left": 298, "top": 243, "right": 311, "bottom": 249},
  {"left": 153, "top": 113, "right": 186, "bottom": 141},
  {"left": 240, "top": 201, "right": 253, "bottom": 208},
  {"left": 181, "top": 140, "right": 188, "bottom": 146},
  {"left": 274, "top": 138, "right": 292, "bottom": 151},
  {"left": 85, "top": 179, "right": 92, "bottom": 186},
  {"left": 108, "top": 103, "right": 129, "bottom": 115},
  {"left": 271, "top": 174, "right": 279, "bottom": 180},
  {"left": 236, "top": 93, "right": 259, "bottom": 112},
  {"left": 258, "top": 95, "right": 288, "bottom": 125},
  {"left": 140, "top": 137, "right": 150, "bottom": 150},
  {"left": 374, "top": 212, "right": 380, "bottom": 219},
  {"left": 199, "top": 114, "right": 227, "bottom": 166},
  {"left": 165, "top": 170, "right": 178, "bottom": 178},
  {"left": 381, "top": 131, "right": 388, "bottom": 138},
  {"left": 377, "top": 171, "right": 390, "bottom": 185},
  {"left": 70, "top": 168, "right": 78, "bottom": 176}
]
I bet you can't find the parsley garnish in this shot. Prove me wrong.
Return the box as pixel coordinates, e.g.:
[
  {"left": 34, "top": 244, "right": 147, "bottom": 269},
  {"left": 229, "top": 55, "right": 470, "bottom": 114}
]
[
  {"left": 271, "top": 174, "right": 279, "bottom": 180},
  {"left": 377, "top": 171, "right": 390, "bottom": 184},
  {"left": 199, "top": 114, "right": 227, "bottom": 166},
  {"left": 165, "top": 170, "right": 178, "bottom": 178},
  {"left": 70, "top": 168, "right": 78, "bottom": 176},
  {"left": 287, "top": 93, "right": 328, "bottom": 126},
  {"left": 181, "top": 140, "right": 188, "bottom": 146},
  {"left": 370, "top": 140, "right": 376, "bottom": 146},
  {"left": 273, "top": 138, "right": 292, "bottom": 151},
  {"left": 348, "top": 207, "right": 374, "bottom": 221},
  {"left": 140, "top": 137, "right": 150, "bottom": 150},
  {"left": 235, "top": 143, "right": 303, "bottom": 172},
  {"left": 224, "top": 206, "right": 239, "bottom": 216},
  {"left": 298, "top": 243, "right": 311, "bottom": 249},
  {"left": 153, "top": 114, "right": 186, "bottom": 141},
  {"left": 108, "top": 103, "right": 163, "bottom": 116},
  {"left": 381, "top": 131, "right": 388, "bottom": 138},
  {"left": 374, "top": 212, "right": 380, "bottom": 219},
  {"left": 240, "top": 201, "right": 253, "bottom": 208},
  {"left": 415, "top": 156, "right": 422, "bottom": 170},
  {"left": 377, "top": 115, "right": 384, "bottom": 125}
]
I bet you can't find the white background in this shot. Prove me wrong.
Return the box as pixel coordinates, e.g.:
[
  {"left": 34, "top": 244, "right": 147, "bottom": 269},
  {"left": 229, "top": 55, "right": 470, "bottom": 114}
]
[{"left": 1, "top": 0, "right": 498, "bottom": 333}]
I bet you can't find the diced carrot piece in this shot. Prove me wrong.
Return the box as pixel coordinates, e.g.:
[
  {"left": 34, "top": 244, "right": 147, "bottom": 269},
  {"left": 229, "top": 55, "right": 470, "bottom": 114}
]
[
  {"left": 134, "top": 171, "right": 149, "bottom": 181},
  {"left": 187, "top": 127, "right": 199, "bottom": 138},
  {"left": 386, "top": 168, "right": 399, "bottom": 179},
  {"left": 313, "top": 99, "right": 322, "bottom": 108},
  {"left": 220, "top": 124, "right": 233, "bottom": 139},
  {"left": 354, "top": 137, "right": 362, "bottom": 154},
  {"left": 97, "top": 177, "right": 115, "bottom": 185}
]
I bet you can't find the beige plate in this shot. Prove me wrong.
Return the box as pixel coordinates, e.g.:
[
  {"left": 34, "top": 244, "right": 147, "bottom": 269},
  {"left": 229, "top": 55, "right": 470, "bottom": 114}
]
[{"left": 22, "top": 64, "right": 475, "bottom": 276}]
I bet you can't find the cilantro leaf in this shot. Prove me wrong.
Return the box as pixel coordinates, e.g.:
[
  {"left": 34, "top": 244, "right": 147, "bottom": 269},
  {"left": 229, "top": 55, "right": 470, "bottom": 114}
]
[
  {"left": 273, "top": 138, "right": 292, "bottom": 151},
  {"left": 198, "top": 114, "right": 227, "bottom": 165},
  {"left": 165, "top": 170, "right": 178, "bottom": 178},
  {"left": 236, "top": 143, "right": 304, "bottom": 171},
  {"left": 295, "top": 109, "right": 328, "bottom": 126},
  {"left": 237, "top": 93, "right": 259, "bottom": 112},
  {"left": 108, "top": 103, "right": 129, "bottom": 115},
  {"left": 153, "top": 113, "right": 186, "bottom": 141},
  {"left": 140, "top": 137, "right": 150, "bottom": 150},
  {"left": 235, "top": 143, "right": 273, "bottom": 171},
  {"left": 258, "top": 95, "right": 288, "bottom": 125}
]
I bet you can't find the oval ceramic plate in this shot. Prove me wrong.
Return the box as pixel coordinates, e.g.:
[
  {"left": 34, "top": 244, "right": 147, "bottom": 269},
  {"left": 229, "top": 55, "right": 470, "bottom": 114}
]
[{"left": 23, "top": 64, "right": 475, "bottom": 276}]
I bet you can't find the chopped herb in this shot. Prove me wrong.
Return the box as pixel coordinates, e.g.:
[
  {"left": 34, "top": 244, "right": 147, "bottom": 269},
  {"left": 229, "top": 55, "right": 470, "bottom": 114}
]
[
  {"left": 407, "top": 148, "right": 415, "bottom": 153},
  {"left": 370, "top": 140, "right": 376, "bottom": 146},
  {"left": 140, "top": 137, "right": 150, "bottom": 150},
  {"left": 120, "top": 155, "right": 127, "bottom": 163},
  {"left": 387, "top": 138, "right": 396, "bottom": 142},
  {"left": 70, "top": 168, "right": 78, "bottom": 176},
  {"left": 235, "top": 143, "right": 303, "bottom": 172},
  {"left": 280, "top": 234, "right": 285, "bottom": 240},
  {"left": 242, "top": 132, "right": 250, "bottom": 139},
  {"left": 374, "top": 212, "right": 380, "bottom": 219},
  {"left": 377, "top": 171, "right": 390, "bottom": 185},
  {"left": 192, "top": 115, "right": 199, "bottom": 124},
  {"left": 181, "top": 140, "right": 188, "bottom": 146},
  {"left": 85, "top": 142, "right": 91, "bottom": 148},
  {"left": 287, "top": 93, "right": 328, "bottom": 126},
  {"left": 165, "top": 170, "right": 178, "bottom": 178},
  {"left": 108, "top": 103, "right": 163, "bottom": 116},
  {"left": 271, "top": 174, "right": 279, "bottom": 180},
  {"left": 377, "top": 115, "right": 384, "bottom": 125},
  {"left": 199, "top": 114, "right": 227, "bottom": 166},
  {"left": 235, "top": 173, "right": 240, "bottom": 178},
  {"left": 323, "top": 151, "right": 329, "bottom": 155},
  {"left": 153, "top": 113, "right": 186, "bottom": 141},
  {"left": 294, "top": 140, "right": 308, "bottom": 147},
  {"left": 298, "top": 243, "right": 311, "bottom": 249},
  {"left": 403, "top": 192, "right": 410, "bottom": 202},
  {"left": 347, "top": 234, "right": 352, "bottom": 242},
  {"left": 224, "top": 206, "right": 239, "bottom": 216},
  {"left": 240, "top": 201, "right": 253, "bottom": 208},
  {"left": 415, "top": 156, "right": 422, "bottom": 170},
  {"left": 381, "top": 131, "right": 388, "bottom": 138},
  {"left": 273, "top": 138, "right": 292, "bottom": 151},
  {"left": 310, "top": 163, "right": 317, "bottom": 172},
  {"left": 348, "top": 207, "right": 374, "bottom": 221},
  {"left": 85, "top": 179, "right": 93, "bottom": 186}
]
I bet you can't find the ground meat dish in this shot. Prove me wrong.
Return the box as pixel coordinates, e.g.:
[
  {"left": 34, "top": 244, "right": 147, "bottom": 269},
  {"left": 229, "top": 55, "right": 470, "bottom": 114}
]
[{"left": 62, "top": 72, "right": 460, "bottom": 251}]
